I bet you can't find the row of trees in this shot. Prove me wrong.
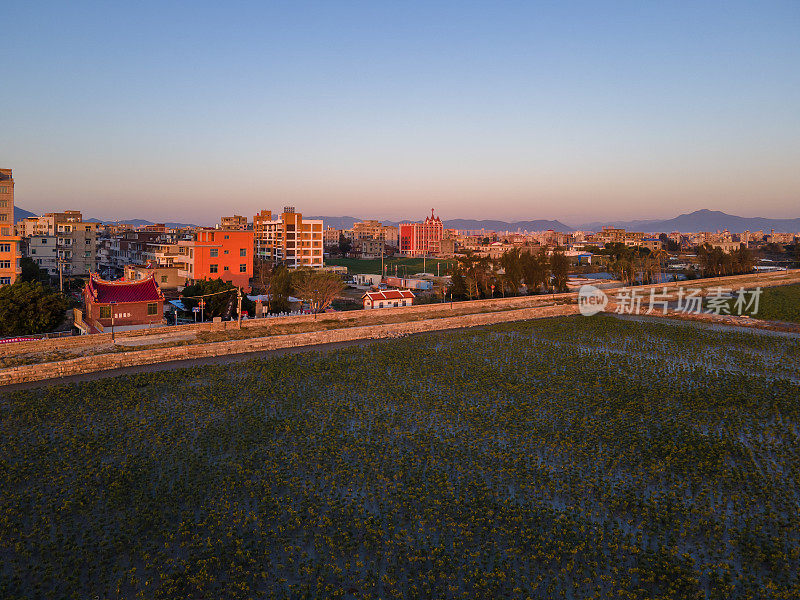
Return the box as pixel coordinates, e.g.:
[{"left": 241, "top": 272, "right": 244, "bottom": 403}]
[
  {"left": 449, "top": 249, "right": 570, "bottom": 300},
  {"left": 181, "top": 264, "right": 346, "bottom": 320},
  {"left": 252, "top": 259, "right": 346, "bottom": 317},
  {"left": 696, "top": 243, "right": 755, "bottom": 277}
]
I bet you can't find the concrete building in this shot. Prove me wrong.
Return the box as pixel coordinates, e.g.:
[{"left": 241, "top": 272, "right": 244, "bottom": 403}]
[
  {"left": 323, "top": 226, "right": 341, "bottom": 246},
  {"left": 253, "top": 208, "right": 323, "bottom": 268},
  {"left": 351, "top": 220, "right": 399, "bottom": 247},
  {"left": 399, "top": 209, "right": 443, "bottom": 257},
  {"left": 17, "top": 210, "right": 99, "bottom": 277},
  {"left": 178, "top": 229, "right": 254, "bottom": 291},
  {"left": 220, "top": 215, "right": 249, "bottom": 230},
  {"left": 362, "top": 289, "right": 415, "bottom": 309},
  {"left": 0, "top": 169, "right": 22, "bottom": 286},
  {"left": 358, "top": 238, "right": 384, "bottom": 259},
  {"left": 23, "top": 236, "right": 59, "bottom": 276},
  {"left": 124, "top": 264, "right": 186, "bottom": 290}
]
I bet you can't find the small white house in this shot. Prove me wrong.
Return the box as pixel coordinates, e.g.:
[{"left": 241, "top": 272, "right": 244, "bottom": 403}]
[
  {"left": 354, "top": 273, "right": 383, "bottom": 287},
  {"left": 362, "top": 289, "right": 414, "bottom": 309}
]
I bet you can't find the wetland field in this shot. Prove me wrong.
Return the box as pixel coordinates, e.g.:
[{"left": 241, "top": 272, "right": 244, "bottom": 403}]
[{"left": 1, "top": 315, "right": 798, "bottom": 599}]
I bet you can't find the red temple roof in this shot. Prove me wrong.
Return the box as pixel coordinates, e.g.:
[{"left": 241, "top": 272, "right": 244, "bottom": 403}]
[{"left": 86, "top": 273, "right": 163, "bottom": 304}]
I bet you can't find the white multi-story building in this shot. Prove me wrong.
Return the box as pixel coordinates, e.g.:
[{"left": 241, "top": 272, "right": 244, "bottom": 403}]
[{"left": 253, "top": 208, "right": 323, "bottom": 268}]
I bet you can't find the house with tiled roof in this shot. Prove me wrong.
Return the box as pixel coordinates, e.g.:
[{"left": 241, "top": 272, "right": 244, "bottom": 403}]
[
  {"left": 79, "top": 273, "right": 165, "bottom": 334},
  {"left": 362, "top": 289, "right": 414, "bottom": 310}
]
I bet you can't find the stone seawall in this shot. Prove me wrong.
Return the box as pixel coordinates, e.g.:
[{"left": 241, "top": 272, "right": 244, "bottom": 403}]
[
  {"left": 2, "top": 269, "right": 797, "bottom": 359},
  {"left": 0, "top": 305, "right": 579, "bottom": 387}
]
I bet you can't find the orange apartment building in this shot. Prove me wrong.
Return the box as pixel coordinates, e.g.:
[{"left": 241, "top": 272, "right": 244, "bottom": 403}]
[
  {"left": 0, "top": 169, "right": 22, "bottom": 286},
  {"left": 178, "top": 229, "right": 254, "bottom": 291},
  {"left": 253, "top": 208, "right": 323, "bottom": 268}
]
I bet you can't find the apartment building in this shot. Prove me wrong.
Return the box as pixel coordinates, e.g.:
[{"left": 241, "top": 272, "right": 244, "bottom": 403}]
[
  {"left": 253, "top": 208, "right": 323, "bottom": 268},
  {"left": 24, "top": 236, "right": 58, "bottom": 276},
  {"left": 399, "top": 210, "right": 443, "bottom": 257},
  {"left": 323, "top": 226, "right": 341, "bottom": 246},
  {"left": 178, "top": 229, "right": 254, "bottom": 290},
  {"left": 0, "top": 169, "right": 21, "bottom": 286},
  {"left": 97, "top": 230, "right": 171, "bottom": 274},
  {"left": 351, "top": 220, "right": 400, "bottom": 248},
  {"left": 16, "top": 210, "right": 99, "bottom": 277},
  {"left": 589, "top": 226, "right": 660, "bottom": 252},
  {"left": 220, "top": 215, "right": 249, "bottom": 230},
  {"left": 124, "top": 264, "right": 185, "bottom": 290}
]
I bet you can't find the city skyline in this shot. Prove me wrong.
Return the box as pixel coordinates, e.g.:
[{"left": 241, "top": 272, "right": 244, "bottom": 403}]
[{"left": 2, "top": 1, "right": 799, "bottom": 222}]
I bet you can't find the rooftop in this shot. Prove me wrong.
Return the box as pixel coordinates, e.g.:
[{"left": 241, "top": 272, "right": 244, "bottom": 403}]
[{"left": 86, "top": 273, "right": 163, "bottom": 304}]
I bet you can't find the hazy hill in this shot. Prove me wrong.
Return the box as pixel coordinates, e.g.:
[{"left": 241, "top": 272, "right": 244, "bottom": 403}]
[
  {"left": 14, "top": 206, "right": 36, "bottom": 221},
  {"left": 577, "top": 209, "right": 800, "bottom": 233}
]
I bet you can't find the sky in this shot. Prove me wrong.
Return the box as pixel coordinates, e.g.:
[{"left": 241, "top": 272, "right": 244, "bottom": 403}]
[{"left": 2, "top": 1, "right": 799, "bottom": 225}]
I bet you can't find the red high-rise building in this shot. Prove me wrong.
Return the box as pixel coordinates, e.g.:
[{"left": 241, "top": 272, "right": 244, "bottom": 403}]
[{"left": 399, "top": 209, "right": 443, "bottom": 257}]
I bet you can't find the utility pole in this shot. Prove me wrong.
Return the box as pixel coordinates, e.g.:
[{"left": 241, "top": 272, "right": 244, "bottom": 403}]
[
  {"left": 237, "top": 287, "right": 243, "bottom": 329},
  {"left": 110, "top": 301, "right": 117, "bottom": 342}
]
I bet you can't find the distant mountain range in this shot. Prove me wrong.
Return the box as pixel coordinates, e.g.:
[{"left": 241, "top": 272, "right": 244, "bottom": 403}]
[
  {"left": 14, "top": 206, "right": 36, "bottom": 222},
  {"left": 83, "top": 217, "right": 200, "bottom": 228},
  {"left": 575, "top": 209, "right": 800, "bottom": 233},
  {"left": 13, "top": 207, "right": 800, "bottom": 234}
]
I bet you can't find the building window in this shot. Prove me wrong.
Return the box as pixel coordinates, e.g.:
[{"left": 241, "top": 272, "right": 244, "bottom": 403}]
[
  {"left": 161, "top": 275, "right": 168, "bottom": 283},
  {"left": 210, "top": 249, "right": 218, "bottom": 257},
  {"left": 239, "top": 264, "right": 246, "bottom": 272},
  {"left": 147, "top": 303, "right": 158, "bottom": 315},
  {"left": 0, "top": 261, "right": 10, "bottom": 269},
  {"left": 0, "top": 244, "right": 9, "bottom": 252},
  {"left": 224, "top": 235, "right": 229, "bottom": 239},
  {"left": 100, "top": 306, "right": 111, "bottom": 319},
  {"left": 0, "top": 201, "right": 6, "bottom": 207},
  {"left": 209, "top": 264, "right": 218, "bottom": 273},
  {"left": 0, "top": 277, "right": 11, "bottom": 285},
  {"left": 223, "top": 265, "right": 229, "bottom": 271},
  {"left": 239, "top": 248, "right": 247, "bottom": 257}
]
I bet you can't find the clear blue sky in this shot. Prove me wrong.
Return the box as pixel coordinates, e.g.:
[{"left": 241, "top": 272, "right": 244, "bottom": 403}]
[{"left": 2, "top": 1, "right": 799, "bottom": 225}]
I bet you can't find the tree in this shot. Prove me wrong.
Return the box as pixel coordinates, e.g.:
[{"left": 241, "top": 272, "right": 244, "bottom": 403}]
[
  {"left": 659, "top": 233, "right": 681, "bottom": 252},
  {"left": 292, "top": 270, "right": 345, "bottom": 318},
  {"left": 269, "top": 264, "right": 293, "bottom": 313},
  {"left": 20, "top": 257, "right": 48, "bottom": 284},
  {"left": 338, "top": 234, "right": 352, "bottom": 257},
  {"left": 550, "top": 251, "right": 569, "bottom": 292},
  {"left": 521, "top": 250, "right": 549, "bottom": 294},
  {"left": 252, "top": 258, "right": 274, "bottom": 294},
  {"left": 499, "top": 248, "right": 524, "bottom": 296},
  {"left": 450, "top": 268, "right": 468, "bottom": 300},
  {"left": 0, "top": 281, "right": 68, "bottom": 336},
  {"left": 181, "top": 279, "right": 238, "bottom": 319}
]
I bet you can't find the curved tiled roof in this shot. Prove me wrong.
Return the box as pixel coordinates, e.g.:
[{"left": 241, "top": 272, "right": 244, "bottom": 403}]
[{"left": 86, "top": 273, "right": 163, "bottom": 304}]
